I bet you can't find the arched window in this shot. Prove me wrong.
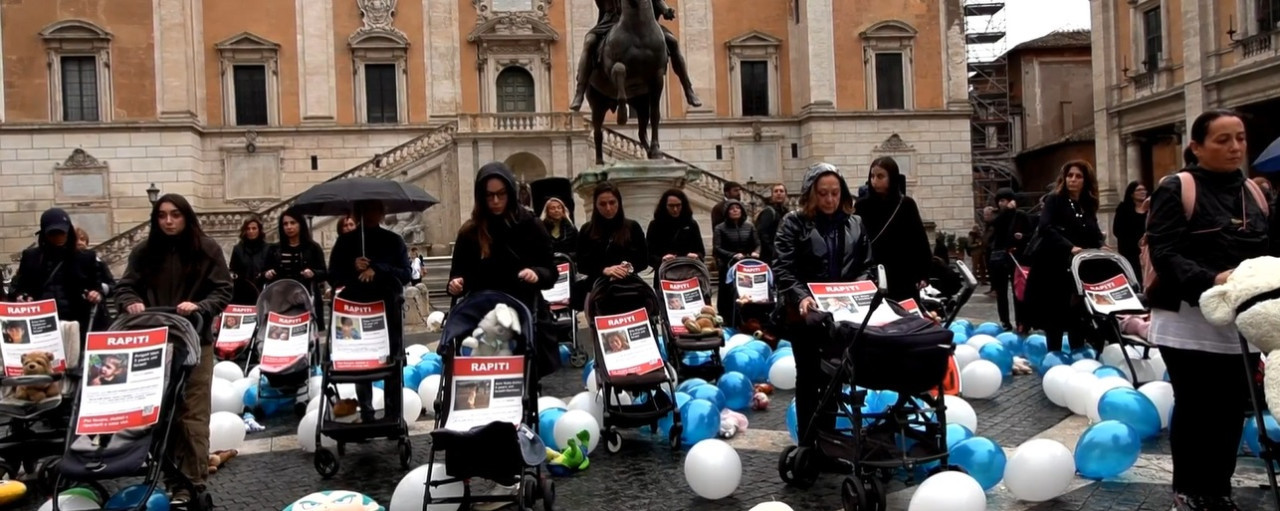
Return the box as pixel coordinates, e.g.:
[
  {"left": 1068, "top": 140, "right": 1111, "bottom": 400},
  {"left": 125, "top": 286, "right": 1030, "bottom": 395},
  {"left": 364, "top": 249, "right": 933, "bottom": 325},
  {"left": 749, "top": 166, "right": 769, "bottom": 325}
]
[{"left": 496, "top": 67, "right": 535, "bottom": 113}]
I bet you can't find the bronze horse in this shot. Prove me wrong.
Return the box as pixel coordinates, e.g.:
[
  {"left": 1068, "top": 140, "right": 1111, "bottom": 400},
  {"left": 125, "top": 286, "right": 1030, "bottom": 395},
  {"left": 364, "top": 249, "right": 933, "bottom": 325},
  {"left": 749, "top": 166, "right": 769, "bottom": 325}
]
[{"left": 585, "top": 0, "right": 669, "bottom": 165}]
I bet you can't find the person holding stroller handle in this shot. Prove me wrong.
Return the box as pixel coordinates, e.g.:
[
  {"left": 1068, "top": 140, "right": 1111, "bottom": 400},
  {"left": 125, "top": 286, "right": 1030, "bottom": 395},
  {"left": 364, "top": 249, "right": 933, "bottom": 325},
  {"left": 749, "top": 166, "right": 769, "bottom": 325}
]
[
  {"left": 773, "top": 163, "right": 875, "bottom": 469},
  {"left": 1145, "top": 109, "right": 1276, "bottom": 511},
  {"left": 113, "top": 193, "right": 233, "bottom": 508},
  {"left": 264, "top": 208, "right": 329, "bottom": 331}
]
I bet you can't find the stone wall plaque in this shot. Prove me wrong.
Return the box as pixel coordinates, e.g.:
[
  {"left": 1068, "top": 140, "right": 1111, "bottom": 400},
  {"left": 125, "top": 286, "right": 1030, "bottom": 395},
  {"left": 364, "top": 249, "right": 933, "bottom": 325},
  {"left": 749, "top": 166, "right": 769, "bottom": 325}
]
[
  {"left": 223, "top": 150, "right": 283, "bottom": 201},
  {"left": 734, "top": 142, "right": 782, "bottom": 184},
  {"left": 60, "top": 173, "right": 107, "bottom": 199},
  {"left": 492, "top": 0, "right": 533, "bottom": 11}
]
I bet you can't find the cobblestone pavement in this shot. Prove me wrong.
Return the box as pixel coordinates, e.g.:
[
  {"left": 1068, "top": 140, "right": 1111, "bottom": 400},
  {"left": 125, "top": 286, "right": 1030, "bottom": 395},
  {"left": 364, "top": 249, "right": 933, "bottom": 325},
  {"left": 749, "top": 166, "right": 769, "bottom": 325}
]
[{"left": 12, "top": 293, "right": 1280, "bottom": 510}]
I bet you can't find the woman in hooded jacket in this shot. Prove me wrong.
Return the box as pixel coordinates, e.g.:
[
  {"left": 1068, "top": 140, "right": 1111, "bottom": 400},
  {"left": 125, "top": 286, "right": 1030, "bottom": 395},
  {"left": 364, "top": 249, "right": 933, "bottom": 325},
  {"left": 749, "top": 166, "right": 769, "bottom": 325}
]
[
  {"left": 229, "top": 217, "right": 268, "bottom": 304},
  {"left": 774, "top": 163, "right": 874, "bottom": 466},
  {"left": 646, "top": 188, "right": 707, "bottom": 270},
  {"left": 265, "top": 208, "right": 329, "bottom": 329},
  {"left": 9, "top": 208, "right": 105, "bottom": 331},
  {"left": 855, "top": 157, "right": 932, "bottom": 303},
  {"left": 713, "top": 199, "right": 759, "bottom": 320},
  {"left": 542, "top": 196, "right": 579, "bottom": 258}
]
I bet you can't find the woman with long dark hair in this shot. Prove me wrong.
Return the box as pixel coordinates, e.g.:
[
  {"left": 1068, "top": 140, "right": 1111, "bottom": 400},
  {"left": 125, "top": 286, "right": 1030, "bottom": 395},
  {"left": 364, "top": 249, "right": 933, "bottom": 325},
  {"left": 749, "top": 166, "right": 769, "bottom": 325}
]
[
  {"left": 646, "top": 188, "right": 706, "bottom": 269},
  {"left": 265, "top": 208, "right": 329, "bottom": 328},
  {"left": 855, "top": 156, "right": 932, "bottom": 303},
  {"left": 712, "top": 200, "right": 758, "bottom": 319},
  {"left": 8, "top": 208, "right": 104, "bottom": 330},
  {"left": 1112, "top": 180, "right": 1149, "bottom": 284},
  {"left": 113, "top": 193, "right": 233, "bottom": 506},
  {"left": 229, "top": 217, "right": 268, "bottom": 303},
  {"left": 542, "top": 197, "right": 578, "bottom": 258},
  {"left": 572, "top": 181, "right": 648, "bottom": 309},
  {"left": 1023, "top": 160, "right": 1104, "bottom": 352}
]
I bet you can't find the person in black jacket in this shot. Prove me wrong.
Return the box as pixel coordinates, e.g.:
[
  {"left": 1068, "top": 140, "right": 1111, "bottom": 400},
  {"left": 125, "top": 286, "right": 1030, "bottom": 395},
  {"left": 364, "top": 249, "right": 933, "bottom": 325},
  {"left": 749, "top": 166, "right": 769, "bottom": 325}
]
[
  {"left": 573, "top": 181, "right": 648, "bottom": 310},
  {"left": 855, "top": 157, "right": 932, "bottom": 303},
  {"left": 1023, "top": 160, "right": 1104, "bottom": 352},
  {"left": 9, "top": 208, "right": 104, "bottom": 332},
  {"left": 754, "top": 183, "right": 789, "bottom": 264},
  {"left": 229, "top": 217, "right": 268, "bottom": 304},
  {"left": 646, "top": 188, "right": 706, "bottom": 270},
  {"left": 1146, "top": 109, "right": 1275, "bottom": 511},
  {"left": 448, "top": 162, "right": 558, "bottom": 378},
  {"left": 1112, "top": 180, "right": 1149, "bottom": 286},
  {"left": 542, "top": 197, "right": 579, "bottom": 258},
  {"left": 987, "top": 188, "right": 1032, "bottom": 332},
  {"left": 713, "top": 199, "right": 759, "bottom": 320},
  {"left": 265, "top": 208, "right": 329, "bottom": 330},
  {"left": 774, "top": 163, "right": 874, "bottom": 465}
]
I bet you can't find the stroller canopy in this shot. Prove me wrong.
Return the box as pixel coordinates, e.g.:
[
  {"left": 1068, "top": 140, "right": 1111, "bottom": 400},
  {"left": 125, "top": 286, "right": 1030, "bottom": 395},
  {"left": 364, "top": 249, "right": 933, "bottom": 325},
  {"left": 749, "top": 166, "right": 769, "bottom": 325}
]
[
  {"left": 442, "top": 291, "right": 536, "bottom": 353},
  {"left": 589, "top": 275, "right": 663, "bottom": 319},
  {"left": 108, "top": 311, "right": 202, "bottom": 368},
  {"left": 657, "top": 257, "right": 711, "bottom": 288},
  {"left": 257, "top": 279, "right": 316, "bottom": 321},
  {"left": 531, "top": 177, "right": 575, "bottom": 221}
]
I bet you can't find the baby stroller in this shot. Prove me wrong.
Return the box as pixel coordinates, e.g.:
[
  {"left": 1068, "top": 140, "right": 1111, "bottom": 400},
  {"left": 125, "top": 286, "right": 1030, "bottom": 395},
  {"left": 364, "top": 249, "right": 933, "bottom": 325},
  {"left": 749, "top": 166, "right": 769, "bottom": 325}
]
[
  {"left": 313, "top": 287, "right": 410, "bottom": 477},
  {"left": 587, "top": 274, "right": 683, "bottom": 452},
  {"left": 778, "top": 290, "right": 956, "bottom": 511},
  {"left": 213, "top": 277, "right": 261, "bottom": 366},
  {"left": 921, "top": 259, "right": 980, "bottom": 327},
  {"left": 42, "top": 307, "right": 212, "bottom": 510},
  {"left": 545, "top": 253, "right": 587, "bottom": 368},
  {"left": 425, "top": 290, "right": 554, "bottom": 510},
  {"left": 0, "top": 304, "right": 90, "bottom": 485},
  {"left": 248, "top": 279, "right": 318, "bottom": 418},
  {"left": 726, "top": 258, "right": 782, "bottom": 344},
  {"left": 655, "top": 257, "right": 723, "bottom": 383},
  {"left": 1071, "top": 250, "right": 1156, "bottom": 383}
]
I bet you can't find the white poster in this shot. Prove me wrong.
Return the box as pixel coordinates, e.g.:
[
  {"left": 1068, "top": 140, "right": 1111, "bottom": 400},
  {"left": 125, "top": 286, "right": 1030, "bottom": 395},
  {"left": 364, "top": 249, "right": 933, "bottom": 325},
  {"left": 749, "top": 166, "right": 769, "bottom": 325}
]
[
  {"left": 660, "top": 278, "right": 706, "bottom": 335},
  {"left": 733, "top": 262, "right": 771, "bottom": 303},
  {"left": 444, "top": 355, "right": 525, "bottom": 432},
  {"left": 593, "top": 308, "right": 664, "bottom": 377},
  {"left": 76, "top": 327, "right": 168, "bottom": 435},
  {"left": 1083, "top": 275, "right": 1145, "bottom": 315},
  {"left": 331, "top": 298, "right": 391, "bottom": 371},
  {"left": 541, "top": 263, "right": 572, "bottom": 306},
  {"left": 1, "top": 299, "right": 67, "bottom": 376},
  {"left": 214, "top": 305, "right": 257, "bottom": 353},
  {"left": 260, "top": 312, "right": 310, "bottom": 373},
  {"left": 808, "top": 281, "right": 902, "bottom": 327}
]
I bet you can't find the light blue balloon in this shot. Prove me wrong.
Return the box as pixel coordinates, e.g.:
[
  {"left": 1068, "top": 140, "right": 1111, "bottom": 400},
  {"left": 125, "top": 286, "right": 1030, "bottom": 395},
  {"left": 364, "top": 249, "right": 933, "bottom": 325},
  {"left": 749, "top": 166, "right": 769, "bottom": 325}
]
[
  {"left": 973, "top": 322, "right": 1002, "bottom": 337},
  {"left": 995, "top": 331, "right": 1019, "bottom": 346},
  {"left": 559, "top": 345, "right": 571, "bottom": 365},
  {"left": 950, "top": 437, "right": 1007, "bottom": 490},
  {"left": 1093, "top": 366, "right": 1127, "bottom": 380},
  {"left": 243, "top": 385, "right": 258, "bottom": 407},
  {"left": 743, "top": 340, "right": 773, "bottom": 361},
  {"left": 582, "top": 359, "right": 595, "bottom": 387},
  {"left": 372, "top": 380, "right": 384, "bottom": 390},
  {"left": 717, "top": 372, "right": 754, "bottom": 411},
  {"left": 1243, "top": 413, "right": 1280, "bottom": 458},
  {"left": 946, "top": 423, "right": 974, "bottom": 450},
  {"left": 656, "top": 392, "right": 693, "bottom": 437},
  {"left": 402, "top": 367, "right": 423, "bottom": 391},
  {"left": 1070, "top": 346, "right": 1098, "bottom": 362},
  {"left": 952, "top": 331, "right": 969, "bottom": 344},
  {"left": 1075, "top": 420, "right": 1142, "bottom": 479},
  {"left": 676, "top": 378, "right": 708, "bottom": 395},
  {"left": 539, "top": 408, "right": 566, "bottom": 450},
  {"left": 997, "top": 332, "right": 1025, "bottom": 358},
  {"left": 777, "top": 340, "right": 792, "bottom": 350},
  {"left": 1037, "top": 351, "right": 1070, "bottom": 376},
  {"left": 1097, "top": 388, "right": 1162, "bottom": 440},
  {"left": 787, "top": 399, "right": 799, "bottom": 443},
  {"left": 415, "top": 358, "right": 442, "bottom": 378},
  {"left": 953, "top": 319, "right": 974, "bottom": 336},
  {"left": 106, "top": 484, "right": 170, "bottom": 511},
  {"left": 689, "top": 384, "right": 726, "bottom": 412},
  {"left": 978, "top": 342, "right": 1014, "bottom": 377},
  {"left": 680, "top": 398, "right": 721, "bottom": 446},
  {"left": 767, "top": 348, "right": 794, "bottom": 367},
  {"left": 723, "top": 348, "right": 767, "bottom": 383},
  {"left": 1024, "top": 334, "right": 1048, "bottom": 365}
]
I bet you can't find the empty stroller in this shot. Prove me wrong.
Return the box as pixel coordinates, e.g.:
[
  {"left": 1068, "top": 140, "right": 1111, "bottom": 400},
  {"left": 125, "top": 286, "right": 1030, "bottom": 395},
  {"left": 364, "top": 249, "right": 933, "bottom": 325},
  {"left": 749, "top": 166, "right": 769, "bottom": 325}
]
[
  {"left": 778, "top": 291, "right": 956, "bottom": 511},
  {"left": 313, "top": 287, "right": 411, "bottom": 477},
  {"left": 726, "top": 258, "right": 782, "bottom": 345},
  {"left": 43, "top": 307, "right": 212, "bottom": 510},
  {"left": 425, "top": 290, "right": 554, "bottom": 510},
  {"left": 544, "top": 253, "right": 587, "bottom": 368},
  {"left": 920, "top": 259, "right": 980, "bottom": 327},
  {"left": 655, "top": 257, "right": 723, "bottom": 382},
  {"left": 587, "top": 274, "right": 683, "bottom": 452},
  {"left": 248, "top": 279, "right": 318, "bottom": 417},
  {"left": 1072, "top": 250, "right": 1157, "bottom": 383},
  {"left": 213, "top": 277, "right": 261, "bottom": 366}
]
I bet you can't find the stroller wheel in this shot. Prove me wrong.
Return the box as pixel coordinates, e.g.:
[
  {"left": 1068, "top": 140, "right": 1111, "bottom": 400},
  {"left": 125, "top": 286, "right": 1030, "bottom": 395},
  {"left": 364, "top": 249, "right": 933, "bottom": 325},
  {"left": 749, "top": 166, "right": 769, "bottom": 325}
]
[
  {"left": 841, "top": 477, "right": 868, "bottom": 511},
  {"left": 314, "top": 448, "right": 340, "bottom": 478},
  {"left": 778, "top": 446, "right": 818, "bottom": 489},
  {"left": 668, "top": 426, "right": 682, "bottom": 450},
  {"left": 0, "top": 461, "right": 13, "bottom": 481},
  {"left": 33, "top": 456, "right": 60, "bottom": 494},
  {"left": 192, "top": 491, "right": 215, "bottom": 511},
  {"left": 605, "top": 427, "right": 623, "bottom": 453},
  {"left": 337, "top": 442, "right": 347, "bottom": 456},
  {"left": 520, "top": 473, "right": 539, "bottom": 509},
  {"left": 862, "top": 475, "right": 886, "bottom": 511},
  {"left": 397, "top": 439, "right": 413, "bottom": 469},
  {"left": 540, "top": 473, "right": 556, "bottom": 511},
  {"left": 570, "top": 351, "right": 588, "bottom": 368}
]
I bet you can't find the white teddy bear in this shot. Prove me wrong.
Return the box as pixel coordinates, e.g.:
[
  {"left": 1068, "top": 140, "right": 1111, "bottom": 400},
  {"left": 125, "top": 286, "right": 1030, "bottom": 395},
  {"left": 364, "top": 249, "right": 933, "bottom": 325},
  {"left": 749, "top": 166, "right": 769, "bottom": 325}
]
[
  {"left": 460, "top": 303, "right": 522, "bottom": 356},
  {"left": 1199, "top": 256, "right": 1280, "bottom": 414}
]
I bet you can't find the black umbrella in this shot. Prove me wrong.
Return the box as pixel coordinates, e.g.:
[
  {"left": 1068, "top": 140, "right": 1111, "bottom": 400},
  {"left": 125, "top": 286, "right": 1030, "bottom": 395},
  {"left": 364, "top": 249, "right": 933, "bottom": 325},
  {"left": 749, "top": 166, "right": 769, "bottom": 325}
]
[
  {"left": 292, "top": 177, "right": 439, "bottom": 254},
  {"left": 530, "top": 177, "right": 575, "bottom": 221}
]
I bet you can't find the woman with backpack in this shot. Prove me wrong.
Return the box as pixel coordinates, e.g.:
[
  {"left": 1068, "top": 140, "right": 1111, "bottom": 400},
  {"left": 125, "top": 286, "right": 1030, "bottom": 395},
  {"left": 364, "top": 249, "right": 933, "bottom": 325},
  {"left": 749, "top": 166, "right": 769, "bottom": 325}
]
[{"left": 1145, "top": 109, "right": 1274, "bottom": 511}]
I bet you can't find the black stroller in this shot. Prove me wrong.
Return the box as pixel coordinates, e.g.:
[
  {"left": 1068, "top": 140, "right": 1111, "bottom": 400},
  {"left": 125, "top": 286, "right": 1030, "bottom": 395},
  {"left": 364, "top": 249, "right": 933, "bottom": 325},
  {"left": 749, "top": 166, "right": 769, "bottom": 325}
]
[
  {"left": 213, "top": 277, "right": 261, "bottom": 366},
  {"left": 654, "top": 257, "right": 724, "bottom": 383},
  {"left": 726, "top": 258, "right": 783, "bottom": 347},
  {"left": 313, "top": 287, "right": 411, "bottom": 477},
  {"left": 1071, "top": 250, "right": 1156, "bottom": 382},
  {"left": 248, "top": 279, "right": 319, "bottom": 418},
  {"left": 921, "top": 258, "right": 980, "bottom": 327},
  {"left": 425, "top": 290, "right": 554, "bottom": 510},
  {"left": 778, "top": 291, "right": 956, "bottom": 511},
  {"left": 586, "top": 275, "right": 683, "bottom": 452},
  {"left": 42, "top": 307, "right": 212, "bottom": 510},
  {"left": 545, "top": 253, "right": 587, "bottom": 368}
]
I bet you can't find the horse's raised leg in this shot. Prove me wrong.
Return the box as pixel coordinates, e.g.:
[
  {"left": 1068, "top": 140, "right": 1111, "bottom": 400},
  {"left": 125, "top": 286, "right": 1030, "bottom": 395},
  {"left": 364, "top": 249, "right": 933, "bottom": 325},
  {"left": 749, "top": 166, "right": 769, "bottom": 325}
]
[
  {"left": 589, "top": 92, "right": 609, "bottom": 165},
  {"left": 633, "top": 97, "right": 650, "bottom": 154},
  {"left": 610, "top": 62, "right": 629, "bottom": 125},
  {"left": 647, "top": 83, "right": 664, "bottom": 159}
]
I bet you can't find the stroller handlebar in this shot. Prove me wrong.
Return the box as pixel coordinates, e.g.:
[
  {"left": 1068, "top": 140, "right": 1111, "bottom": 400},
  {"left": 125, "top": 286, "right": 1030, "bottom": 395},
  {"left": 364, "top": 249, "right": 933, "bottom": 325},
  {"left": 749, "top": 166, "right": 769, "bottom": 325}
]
[{"left": 140, "top": 306, "right": 206, "bottom": 334}]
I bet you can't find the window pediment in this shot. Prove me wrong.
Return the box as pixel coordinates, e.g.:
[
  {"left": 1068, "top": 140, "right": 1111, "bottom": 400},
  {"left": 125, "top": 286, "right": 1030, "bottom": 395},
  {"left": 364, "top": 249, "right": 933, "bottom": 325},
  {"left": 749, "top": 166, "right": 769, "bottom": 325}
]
[
  {"left": 860, "top": 20, "right": 918, "bottom": 41},
  {"left": 468, "top": 13, "right": 559, "bottom": 43},
  {"left": 350, "top": 30, "right": 410, "bottom": 49},
  {"left": 215, "top": 32, "right": 280, "bottom": 52},
  {"left": 727, "top": 30, "right": 782, "bottom": 50},
  {"left": 40, "top": 20, "right": 112, "bottom": 43}
]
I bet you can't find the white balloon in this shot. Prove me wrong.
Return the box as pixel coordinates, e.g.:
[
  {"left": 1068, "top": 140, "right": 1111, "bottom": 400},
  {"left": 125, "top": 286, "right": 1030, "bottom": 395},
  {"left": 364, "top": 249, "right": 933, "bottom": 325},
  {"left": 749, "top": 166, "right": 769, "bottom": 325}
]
[
  {"left": 953, "top": 344, "right": 980, "bottom": 370},
  {"left": 37, "top": 495, "right": 100, "bottom": 511},
  {"left": 567, "top": 391, "right": 604, "bottom": 427},
  {"left": 1002, "top": 439, "right": 1076, "bottom": 502},
  {"left": 406, "top": 344, "right": 430, "bottom": 362},
  {"left": 720, "top": 334, "right": 754, "bottom": 359},
  {"left": 1041, "top": 365, "right": 1076, "bottom": 408},
  {"left": 966, "top": 334, "right": 998, "bottom": 351},
  {"left": 553, "top": 409, "right": 601, "bottom": 454},
  {"left": 1132, "top": 359, "right": 1158, "bottom": 383},
  {"left": 1070, "top": 359, "right": 1102, "bottom": 374},
  {"left": 747, "top": 504, "right": 794, "bottom": 511},
  {"left": 296, "top": 409, "right": 338, "bottom": 453},
  {"left": 389, "top": 463, "right": 463, "bottom": 511},
  {"left": 307, "top": 375, "right": 324, "bottom": 401},
  {"left": 1085, "top": 377, "right": 1135, "bottom": 423},
  {"left": 370, "top": 387, "right": 386, "bottom": 411},
  {"left": 606, "top": 390, "right": 633, "bottom": 407},
  {"left": 538, "top": 396, "right": 568, "bottom": 413},
  {"left": 208, "top": 411, "right": 247, "bottom": 452},
  {"left": 959, "top": 360, "right": 1002, "bottom": 399},
  {"left": 214, "top": 361, "right": 245, "bottom": 382},
  {"left": 402, "top": 388, "right": 423, "bottom": 423},
  {"left": 684, "top": 439, "right": 742, "bottom": 500},
  {"left": 210, "top": 378, "right": 245, "bottom": 415},
  {"left": 1099, "top": 344, "right": 1141, "bottom": 368},
  {"left": 1138, "top": 381, "right": 1175, "bottom": 429},
  {"left": 943, "top": 395, "right": 978, "bottom": 434},
  {"left": 246, "top": 365, "right": 262, "bottom": 383},
  {"left": 768, "top": 356, "right": 797, "bottom": 390},
  {"left": 418, "top": 375, "right": 442, "bottom": 415},
  {"left": 908, "top": 471, "right": 986, "bottom": 511},
  {"left": 307, "top": 395, "right": 322, "bottom": 415},
  {"left": 1146, "top": 355, "right": 1167, "bottom": 382},
  {"left": 1063, "top": 372, "right": 1100, "bottom": 416},
  {"left": 587, "top": 372, "right": 600, "bottom": 394},
  {"left": 231, "top": 377, "right": 256, "bottom": 402}
]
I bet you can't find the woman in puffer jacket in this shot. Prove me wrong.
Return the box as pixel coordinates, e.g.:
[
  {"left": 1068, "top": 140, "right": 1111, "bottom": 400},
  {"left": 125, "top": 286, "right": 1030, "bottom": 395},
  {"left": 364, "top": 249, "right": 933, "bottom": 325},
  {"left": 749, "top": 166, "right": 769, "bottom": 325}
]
[{"left": 712, "top": 199, "right": 759, "bottom": 322}]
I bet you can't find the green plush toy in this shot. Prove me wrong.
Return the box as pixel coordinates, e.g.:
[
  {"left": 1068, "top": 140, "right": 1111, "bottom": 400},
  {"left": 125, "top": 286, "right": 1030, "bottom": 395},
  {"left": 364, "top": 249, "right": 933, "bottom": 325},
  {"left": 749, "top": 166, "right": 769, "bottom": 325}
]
[{"left": 546, "top": 429, "right": 591, "bottom": 475}]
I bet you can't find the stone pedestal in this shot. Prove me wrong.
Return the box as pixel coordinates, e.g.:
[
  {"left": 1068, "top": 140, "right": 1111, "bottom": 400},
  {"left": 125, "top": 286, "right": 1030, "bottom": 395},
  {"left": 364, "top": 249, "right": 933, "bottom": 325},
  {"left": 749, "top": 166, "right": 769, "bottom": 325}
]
[{"left": 572, "top": 159, "right": 700, "bottom": 218}]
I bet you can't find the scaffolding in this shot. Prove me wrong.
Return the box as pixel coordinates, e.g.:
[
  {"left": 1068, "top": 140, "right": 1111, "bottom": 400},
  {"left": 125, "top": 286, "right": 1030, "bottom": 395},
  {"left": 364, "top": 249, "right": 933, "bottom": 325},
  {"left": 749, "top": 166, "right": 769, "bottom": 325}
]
[{"left": 965, "top": 0, "right": 1017, "bottom": 217}]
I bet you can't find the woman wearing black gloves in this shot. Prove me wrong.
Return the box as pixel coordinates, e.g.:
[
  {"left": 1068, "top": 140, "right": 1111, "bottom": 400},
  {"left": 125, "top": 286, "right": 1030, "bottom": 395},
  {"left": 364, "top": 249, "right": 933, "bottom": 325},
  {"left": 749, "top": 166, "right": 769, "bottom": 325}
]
[
  {"left": 572, "top": 182, "right": 648, "bottom": 309},
  {"left": 265, "top": 208, "right": 328, "bottom": 329}
]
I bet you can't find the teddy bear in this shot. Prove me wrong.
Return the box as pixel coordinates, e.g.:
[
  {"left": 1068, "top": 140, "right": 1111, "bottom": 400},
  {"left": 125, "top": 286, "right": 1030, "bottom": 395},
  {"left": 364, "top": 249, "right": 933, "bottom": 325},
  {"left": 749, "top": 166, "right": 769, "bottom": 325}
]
[
  {"left": 1200, "top": 255, "right": 1280, "bottom": 414},
  {"left": 13, "top": 351, "right": 60, "bottom": 402},
  {"left": 681, "top": 306, "right": 723, "bottom": 337},
  {"left": 460, "top": 303, "right": 521, "bottom": 356}
]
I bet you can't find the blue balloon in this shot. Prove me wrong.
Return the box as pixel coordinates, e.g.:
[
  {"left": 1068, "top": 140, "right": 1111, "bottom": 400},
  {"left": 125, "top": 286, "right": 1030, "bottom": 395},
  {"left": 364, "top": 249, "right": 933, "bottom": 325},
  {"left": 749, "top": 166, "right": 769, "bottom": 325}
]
[
  {"left": 420, "top": 352, "right": 443, "bottom": 366},
  {"left": 1024, "top": 334, "right": 1048, "bottom": 365},
  {"left": 946, "top": 423, "right": 974, "bottom": 450},
  {"left": 1070, "top": 346, "right": 1098, "bottom": 362},
  {"left": 995, "top": 332, "right": 1019, "bottom": 346},
  {"left": 582, "top": 359, "right": 595, "bottom": 387},
  {"left": 559, "top": 345, "right": 571, "bottom": 365},
  {"left": 1037, "top": 351, "right": 1070, "bottom": 375},
  {"left": 415, "top": 358, "right": 442, "bottom": 378},
  {"left": 767, "top": 348, "right": 794, "bottom": 367},
  {"left": 724, "top": 349, "right": 767, "bottom": 383},
  {"left": 1243, "top": 413, "right": 1280, "bottom": 458},
  {"left": 867, "top": 389, "right": 899, "bottom": 414},
  {"left": 1075, "top": 420, "right": 1142, "bottom": 479},
  {"left": 372, "top": 380, "right": 384, "bottom": 390},
  {"left": 777, "top": 340, "right": 792, "bottom": 350},
  {"left": 743, "top": 340, "right": 773, "bottom": 360},
  {"left": 106, "top": 484, "right": 170, "bottom": 511},
  {"left": 677, "top": 378, "right": 708, "bottom": 395},
  {"left": 539, "top": 408, "right": 567, "bottom": 450},
  {"left": 950, "top": 437, "right": 1006, "bottom": 490},
  {"left": 722, "top": 327, "right": 737, "bottom": 338},
  {"left": 1093, "top": 366, "right": 1127, "bottom": 380},
  {"left": 1097, "top": 388, "right": 1162, "bottom": 440},
  {"left": 978, "top": 342, "right": 1014, "bottom": 376},
  {"left": 402, "top": 367, "right": 423, "bottom": 391},
  {"left": 243, "top": 385, "right": 258, "bottom": 407},
  {"left": 656, "top": 392, "right": 693, "bottom": 437},
  {"left": 973, "top": 322, "right": 1002, "bottom": 337},
  {"left": 688, "top": 384, "right": 726, "bottom": 411},
  {"left": 953, "top": 319, "right": 974, "bottom": 336},
  {"left": 786, "top": 399, "right": 799, "bottom": 443},
  {"left": 997, "top": 332, "right": 1024, "bottom": 358},
  {"left": 952, "top": 331, "right": 969, "bottom": 344},
  {"left": 682, "top": 351, "right": 711, "bottom": 367},
  {"left": 717, "top": 372, "right": 754, "bottom": 411},
  {"left": 680, "top": 398, "right": 721, "bottom": 446}
]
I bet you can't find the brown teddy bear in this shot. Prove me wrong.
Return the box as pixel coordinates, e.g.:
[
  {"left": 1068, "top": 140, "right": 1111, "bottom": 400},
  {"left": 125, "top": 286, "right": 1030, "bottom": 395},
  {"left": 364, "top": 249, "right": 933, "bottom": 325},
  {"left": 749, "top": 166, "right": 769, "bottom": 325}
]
[
  {"left": 681, "top": 306, "right": 723, "bottom": 337},
  {"left": 14, "top": 351, "right": 60, "bottom": 402}
]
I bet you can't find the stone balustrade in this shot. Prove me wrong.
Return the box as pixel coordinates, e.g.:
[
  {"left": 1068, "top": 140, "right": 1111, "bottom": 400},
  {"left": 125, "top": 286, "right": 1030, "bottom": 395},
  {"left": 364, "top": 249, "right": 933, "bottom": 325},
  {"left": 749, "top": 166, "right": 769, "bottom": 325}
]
[{"left": 457, "top": 112, "right": 584, "bottom": 134}]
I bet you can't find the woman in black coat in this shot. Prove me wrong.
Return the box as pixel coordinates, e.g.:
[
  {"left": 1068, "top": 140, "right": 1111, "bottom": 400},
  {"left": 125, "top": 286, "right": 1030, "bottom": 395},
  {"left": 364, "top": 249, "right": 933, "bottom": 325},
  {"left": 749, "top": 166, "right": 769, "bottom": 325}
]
[
  {"left": 713, "top": 199, "right": 759, "bottom": 319},
  {"left": 229, "top": 217, "right": 269, "bottom": 304},
  {"left": 646, "top": 188, "right": 706, "bottom": 270},
  {"left": 573, "top": 181, "right": 648, "bottom": 310},
  {"left": 855, "top": 156, "right": 932, "bottom": 303},
  {"left": 264, "top": 208, "right": 329, "bottom": 329},
  {"left": 1023, "top": 160, "right": 1104, "bottom": 352},
  {"left": 1112, "top": 180, "right": 1149, "bottom": 284},
  {"left": 542, "top": 197, "right": 579, "bottom": 258}
]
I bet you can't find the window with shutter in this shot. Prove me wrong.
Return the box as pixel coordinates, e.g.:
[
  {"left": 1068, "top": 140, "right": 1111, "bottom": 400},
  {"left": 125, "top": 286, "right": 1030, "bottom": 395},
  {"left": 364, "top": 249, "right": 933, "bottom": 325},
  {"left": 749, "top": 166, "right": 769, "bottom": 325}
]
[
  {"left": 233, "top": 65, "right": 268, "bottom": 126},
  {"left": 60, "top": 56, "right": 99, "bottom": 122},
  {"left": 365, "top": 64, "right": 399, "bottom": 124},
  {"left": 740, "top": 61, "right": 769, "bottom": 117},
  {"left": 874, "top": 52, "right": 905, "bottom": 110}
]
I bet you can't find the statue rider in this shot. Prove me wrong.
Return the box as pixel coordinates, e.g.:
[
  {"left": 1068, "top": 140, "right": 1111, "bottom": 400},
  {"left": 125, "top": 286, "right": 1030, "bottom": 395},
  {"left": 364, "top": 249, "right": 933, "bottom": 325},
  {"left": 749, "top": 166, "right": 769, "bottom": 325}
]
[{"left": 569, "top": 0, "right": 702, "bottom": 111}]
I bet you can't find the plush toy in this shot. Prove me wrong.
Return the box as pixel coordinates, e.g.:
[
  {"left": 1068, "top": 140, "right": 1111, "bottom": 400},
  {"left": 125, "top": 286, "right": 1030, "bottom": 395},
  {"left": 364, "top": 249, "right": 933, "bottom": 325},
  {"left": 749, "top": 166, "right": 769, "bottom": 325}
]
[
  {"left": 546, "top": 429, "right": 591, "bottom": 476},
  {"left": 281, "top": 490, "right": 384, "bottom": 511},
  {"left": 13, "top": 351, "right": 59, "bottom": 402},
  {"left": 1200, "top": 256, "right": 1280, "bottom": 414},
  {"left": 208, "top": 449, "right": 238, "bottom": 474},
  {"left": 461, "top": 304, "right": 521, "bottom": 356},
  {"left": 719, "top": 409, "right": 749, "bottom": 438},
  {"left": 681, "top": 306, "right": 724, "bottom": 336}
]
